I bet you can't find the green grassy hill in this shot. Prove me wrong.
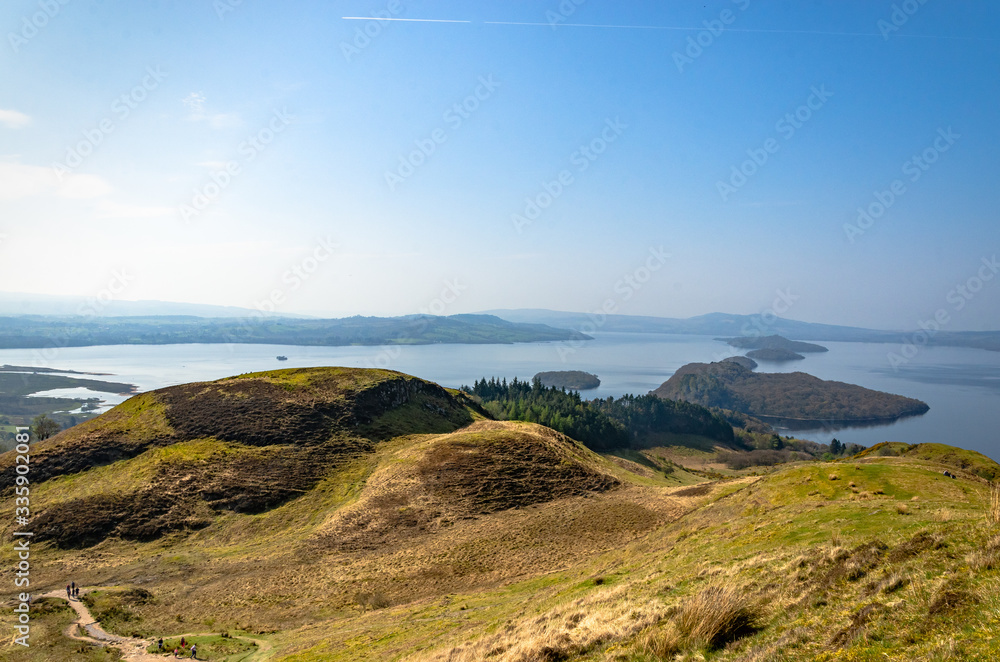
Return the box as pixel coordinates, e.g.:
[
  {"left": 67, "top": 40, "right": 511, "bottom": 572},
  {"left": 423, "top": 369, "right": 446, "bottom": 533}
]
[{"left": 1, "top": 367, "right": 998, "bottom": 661}]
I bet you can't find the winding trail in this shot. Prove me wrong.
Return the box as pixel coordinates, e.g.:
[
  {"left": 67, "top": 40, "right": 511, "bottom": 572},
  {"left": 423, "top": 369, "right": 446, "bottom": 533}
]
[{"left": 40, "top": 588, "right": 274, "bottom": 661}]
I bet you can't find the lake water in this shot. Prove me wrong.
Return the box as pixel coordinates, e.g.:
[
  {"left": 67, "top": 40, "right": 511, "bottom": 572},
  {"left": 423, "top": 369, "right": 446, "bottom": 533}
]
[{"left": 3, "top": 333, "right": 998, "bottom": 461}]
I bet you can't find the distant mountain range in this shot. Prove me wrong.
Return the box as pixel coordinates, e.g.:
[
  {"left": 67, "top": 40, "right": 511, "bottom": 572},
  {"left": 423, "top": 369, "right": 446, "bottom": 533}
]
[
  {"left": 0, "top": 292, "right": 311, "bottom": 318},
  {"left": 0, "top": 313, "right": 588, "bottom": 349},
  {"left": 482, "top": 309, "right": 1000, "bottom": 352},
  {"left": 1, "top": 297, "right": 996, "bottom": 352}
]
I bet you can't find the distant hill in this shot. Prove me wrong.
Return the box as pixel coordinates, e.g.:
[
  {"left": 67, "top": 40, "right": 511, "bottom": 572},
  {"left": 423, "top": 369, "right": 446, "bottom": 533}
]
[
  {"left": 534, "top": 370, "right": 601, "bottom": 390},
  {"left": 745, "top": 348, "right": 805, "bottom": 361},
  {"left": 724, "top": 334, "right": 828, "bottom": 353},
  {"left": 0, "top": 313, "right": 589, "bottom": 349},
  {"left": 483, "top": 308, "right": 1000, "bottom": 352},
  {"left": 0, "top": 291, "right": 313, "bottom": 318},
  {"left": 653, "top": 361, "right": 929, "bottom": 424}
]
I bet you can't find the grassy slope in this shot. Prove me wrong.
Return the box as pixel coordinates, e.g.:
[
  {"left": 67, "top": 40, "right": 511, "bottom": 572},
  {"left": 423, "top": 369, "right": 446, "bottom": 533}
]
[
  {"left": 1, "top": 368, "right": 998, "bottom": 660},
  {"left": 0, "top": 369, "right": 683, "bottom": 660},
  {"left": 857, "top": 441, "right": 1000, "bottom": 481},
  {"left": 269, "top": 456, "right": 1000, "bottom": 662}
]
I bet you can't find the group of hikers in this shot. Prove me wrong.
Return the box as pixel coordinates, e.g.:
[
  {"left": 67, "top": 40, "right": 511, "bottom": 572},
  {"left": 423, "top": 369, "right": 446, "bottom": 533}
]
[
  {"left": 157, "top": 636, "right": 198, "bottom": 659},
  {"left": 63, "top": 580, "right": 200, "bottom": 659}
]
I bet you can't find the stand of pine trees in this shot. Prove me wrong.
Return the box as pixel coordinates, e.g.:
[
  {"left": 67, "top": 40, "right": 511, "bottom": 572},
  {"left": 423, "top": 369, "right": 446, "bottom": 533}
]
[{"left": 463, "top": 377, "right": 734, "bottom": 452}]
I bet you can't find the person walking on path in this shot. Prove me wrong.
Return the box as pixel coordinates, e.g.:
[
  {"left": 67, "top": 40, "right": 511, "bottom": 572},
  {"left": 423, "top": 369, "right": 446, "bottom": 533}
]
[
  {"left": 66, "top": 584, "right": 71, "bottom": 600},
  {"left": 190, "top": 643, "right": 197, "bottom": 659}
]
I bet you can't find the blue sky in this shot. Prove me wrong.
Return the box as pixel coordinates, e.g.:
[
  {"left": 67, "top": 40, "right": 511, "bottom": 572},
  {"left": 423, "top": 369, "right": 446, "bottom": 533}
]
[{"left": 1, "top": 0, "right": 998, "bottom": 330}]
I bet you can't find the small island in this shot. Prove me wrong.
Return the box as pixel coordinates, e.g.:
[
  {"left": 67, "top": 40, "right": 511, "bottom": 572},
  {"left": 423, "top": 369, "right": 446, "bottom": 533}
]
[
  {"left": 653, "top": 361, "right": 928, "bottom": 426},
  {"left": 722, "top": 334, "right": 828, "bottom": 353},
  {"left": 533, "top": 370, "right": 601, "bottom": 390},
  {"left": 746, "top": 348, "right": 805, "bottom": 362}
]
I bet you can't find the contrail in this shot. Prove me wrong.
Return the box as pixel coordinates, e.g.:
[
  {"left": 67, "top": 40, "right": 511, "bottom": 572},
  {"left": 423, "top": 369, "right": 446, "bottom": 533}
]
[
  {"left": 342, "top": 17, "right": 471, "bottom": 23},
  {"left": 341, "top": 17, "right": 990, "bottom": 41}
]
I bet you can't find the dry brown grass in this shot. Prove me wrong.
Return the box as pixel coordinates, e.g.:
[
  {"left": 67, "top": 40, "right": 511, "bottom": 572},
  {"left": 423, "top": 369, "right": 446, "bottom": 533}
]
[
  {"left": 675, "top": 582, "right": 762, "bottom": 649},
  {"left": 637, "top": 581, "right": 762, "bottom": 656},
  {"left": 988, "top": 484, "right": 1000, "bottom": 526},
  {"left": 896, "top": 503, "right": 910, "bottom": 515},
  {"left": 410, "top": 583, "right": 665, "bottom": 662},
  {"left": 967, "top": 534, "right": 1000, "bottom": 571}
]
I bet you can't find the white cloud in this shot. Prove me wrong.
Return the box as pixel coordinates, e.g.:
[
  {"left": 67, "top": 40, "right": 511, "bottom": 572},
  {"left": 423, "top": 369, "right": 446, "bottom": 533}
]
[
  {"left": 0, "top": 162, "right": 113, "bottom": 200},
  {"left": 57, "top": 173, "right": 115, "bottom": 199},
  {"left": 0, "top": 109, "right": 31, "bottom": 129},
  {"left": 93, "top": 200, "right": 173, "bottom": 219},
  {"left": 0, "top": 162, "right": 51, "bottom": 199},
  {"left": 0, "top": 162, "right": 111, "bottom": 200}
]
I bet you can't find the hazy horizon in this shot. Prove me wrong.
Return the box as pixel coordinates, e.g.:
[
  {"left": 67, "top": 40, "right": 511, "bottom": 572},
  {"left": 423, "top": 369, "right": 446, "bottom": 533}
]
[{"left": 2, "top": 1, "right": 998, "bottom": 331}]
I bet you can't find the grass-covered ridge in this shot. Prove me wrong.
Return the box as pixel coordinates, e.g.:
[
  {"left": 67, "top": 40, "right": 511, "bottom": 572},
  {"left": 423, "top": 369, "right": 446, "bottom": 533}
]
[{"left": 0, "top": 367, "right": 998, "bottom": 661}]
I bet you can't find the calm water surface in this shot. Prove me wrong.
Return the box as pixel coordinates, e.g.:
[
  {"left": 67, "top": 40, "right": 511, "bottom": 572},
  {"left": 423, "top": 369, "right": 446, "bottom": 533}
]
[{"left": 3, "top": 333, "right": 998, "bottom": 460}]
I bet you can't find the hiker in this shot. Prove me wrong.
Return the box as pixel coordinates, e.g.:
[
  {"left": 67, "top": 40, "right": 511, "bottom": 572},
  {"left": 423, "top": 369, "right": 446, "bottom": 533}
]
[
  {"left": 180, "top": 636, "right": 186, "bottom": 648},
  {"left": 71, "top": 581, "right": 75, "bottom": 593},
  {"left": 157, "top": 637, "right": 164, "bottom": 651},
  {"left": 173, "top": 648, "right": 180, "bottom": 658},
  {"left": 190, "top": 643, "right": 197, "bottom": 659},
  {"left": 66, "top": 585, "right": 71, "bottom": 599},
  {"left": 74, "top": 586, "right": 80, "bottom": 598}
]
